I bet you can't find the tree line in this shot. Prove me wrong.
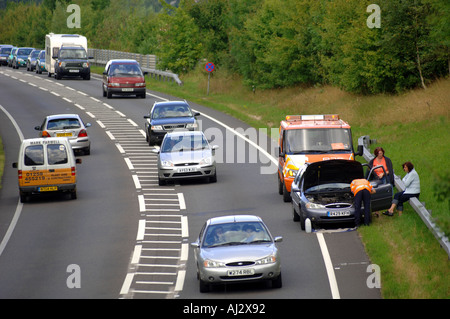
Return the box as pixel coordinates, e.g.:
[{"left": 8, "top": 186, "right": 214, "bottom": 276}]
[{"left": 1, "top": 0, "right": 448, "bottom": 94}]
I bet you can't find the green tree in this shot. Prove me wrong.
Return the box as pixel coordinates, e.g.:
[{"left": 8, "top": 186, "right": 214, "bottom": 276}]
[{"left": 154, "top": 0, "right": 202, "bottom": 73}]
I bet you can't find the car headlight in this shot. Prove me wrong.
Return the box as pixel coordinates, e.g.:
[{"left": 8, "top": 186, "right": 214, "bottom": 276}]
[
  {"left": 186, "top": 123, "right": 198, "bottom": 129},
  {"left": 151, "top": 125, "right": 163, "bottom": 131},
  {"left": 135, "top": 82, "right": 146, "bottom": 87},
  {"left": 255, "top": 255, "right": 276, "bottom": 265},
  {"left": 306, "top": 202, "right": 325, "bottom": 209},
  {"left": 203, "top": 260, "right": 225, "bottom": 268},
  {"left": 109, "top": 82, "right": 121, "bottom": 87},
  {"left": 83, "top": 62, "right": 89, "bottom": 68},
  {"left": 161, "top": 160, "right": 173, "bottom": 168},
  {"left": 200, "top": 157, "right": 212, "bottom": 165}
]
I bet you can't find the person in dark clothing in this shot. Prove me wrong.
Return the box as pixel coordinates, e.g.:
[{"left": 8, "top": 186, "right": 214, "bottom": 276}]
[{"left": 351, "top": 179, "right": 376, "bottom": 226}]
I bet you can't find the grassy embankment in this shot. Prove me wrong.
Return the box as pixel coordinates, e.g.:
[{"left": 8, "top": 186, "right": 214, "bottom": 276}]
[{"left": 135, "top": 66, "right": 449, "bottom": 299}]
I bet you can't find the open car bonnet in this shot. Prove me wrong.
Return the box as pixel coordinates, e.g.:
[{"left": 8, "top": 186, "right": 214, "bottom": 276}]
[{"left": 303, "top": 159, "right": 363, "bottom": 191}]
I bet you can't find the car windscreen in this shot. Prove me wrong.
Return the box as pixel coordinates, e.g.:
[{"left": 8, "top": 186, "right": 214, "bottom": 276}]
[
  {"left": 17, "top": 48, "right": 33, "bottom": 56},
  {"left": 47, "top": 144, "right": 68, "bottom": 165},
  {"left": 24, "top": 145, "right": 44, "bottom": 166},
  {"left": 47, "top": 118, "right": 81, "bottom": 130},
  {"left": 161, "top": 134, "right": 208, "bottom": 153},
  {"left": 30, "top": 50, "right": 40, "bottom": 58},
  {"left": 59, "top": 49, "right": 87, "bottom": 59},
  {"left": 285, "top": 128, "right": 352, "bottom": 154},
  {"left": 109, "top": 63, "right": 143, "bottom": 76},
  {"left": 1, "top": 47, "right": 12, "bottom": 54},
  {"left": 152, "top": 105, "right": 193, "bottom": 119},
  {"left": 202, "top": 222, "right": 272, "bottom": 248}
]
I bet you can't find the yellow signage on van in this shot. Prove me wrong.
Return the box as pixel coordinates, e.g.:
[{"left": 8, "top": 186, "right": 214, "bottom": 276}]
[{"left": 12, "top": 137, "right": 81, "bottom": 202}]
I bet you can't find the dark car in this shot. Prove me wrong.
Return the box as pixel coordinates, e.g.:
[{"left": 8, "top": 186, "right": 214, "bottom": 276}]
[
  {"left": 12, "top": 47, "right": 34, "bottom": 69},
  {"left": 36, "top": 50, "right": 46, "bottom": 74},
  {"left": 102, "top": 59, "right": 147, "bottom": 98},
  {"left": 7, "top": 47, "right": 17, "bottom": 67},
  {"left": 27, "top": 49, "right": 41, "bottom": 71},
  {"left": 0, "top": 45, "right": 13, "bottom": 66},
  {"left": 143, "top": 100, "right": 200, "bottom": 146},
  {"left": 53, "top": 45, "right": 92, "bottom": 80},
  {"left": 291, "top": 159, "right": 392, "bottom": 230}
]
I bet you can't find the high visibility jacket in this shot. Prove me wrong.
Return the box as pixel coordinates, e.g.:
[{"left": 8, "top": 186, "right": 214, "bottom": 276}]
[{"left": 350, "top": 179, "right": 373, "bottom": 196}]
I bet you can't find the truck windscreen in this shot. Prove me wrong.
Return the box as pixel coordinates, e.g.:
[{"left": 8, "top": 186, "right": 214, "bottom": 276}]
[{"left": 285, "top": 128, "right": 352, "bottom": 154}]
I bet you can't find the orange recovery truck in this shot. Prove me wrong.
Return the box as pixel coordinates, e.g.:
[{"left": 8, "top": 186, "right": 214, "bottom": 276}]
[{"left": 277, "top": 114, "right": 363, "bottom": 202}]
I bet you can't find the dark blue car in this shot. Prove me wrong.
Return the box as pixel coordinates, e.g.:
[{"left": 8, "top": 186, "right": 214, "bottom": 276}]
[
  {"left": 144, "top": 100, "right": 200, "bottom": 146},
  {"left": 0, "top": 45, "right": 13, "bottom": 66}
]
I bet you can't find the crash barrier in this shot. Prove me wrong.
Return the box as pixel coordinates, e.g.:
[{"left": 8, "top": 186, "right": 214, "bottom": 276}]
[
  {"left": 88, "top": 48, "right": 183, "bottom": 86},
  {"left": 358, "top": 135, "right": 450, "bottom": 258}
]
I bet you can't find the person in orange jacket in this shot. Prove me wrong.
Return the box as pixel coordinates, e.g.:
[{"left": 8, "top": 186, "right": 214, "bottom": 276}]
[{"left": 351, "top": 179, "right": 376, "bottom": 226}]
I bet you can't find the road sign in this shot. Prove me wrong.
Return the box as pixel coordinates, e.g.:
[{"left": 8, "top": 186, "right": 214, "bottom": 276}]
[{"left": 205, "top": 62, "right": 215, "bottom": 73}]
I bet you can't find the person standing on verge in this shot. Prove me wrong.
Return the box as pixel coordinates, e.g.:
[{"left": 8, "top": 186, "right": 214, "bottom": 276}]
[
  {"left": 351, "top": 179, "right": 376, "bottom": 226},
  {"left": 384, "top": 162, "right": 420, "bottom": 216},
  {"left": 369, "top": 147, "right": 394, "bottom": 185}
]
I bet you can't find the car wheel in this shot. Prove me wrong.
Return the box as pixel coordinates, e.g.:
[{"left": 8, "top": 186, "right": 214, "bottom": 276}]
[
  {"left": 19, "top": 191, "right": 28, "bottom": 203},
  {"left": 102, "top": 85, "right": 106, "bottom": 97},
  {"left": 282, "top": 182, "right": 291, "bottom": 202},
  {"left": 199, "top": 280, "right": 210, "bottom": 293},
  {"left": 272, "top": 272, "right": 282, "bottom": 289},
  {"left": 292, "top": 203, "right": 300, "bottom": 221},
  {"left": 148, "top": 131, "right": 154, "bottom": 146},
  {"left": 158, "top": 177, "right": 166, "bottom": 186},
  {"left": 71, "top": 189, "right": 77, "bottom": 200},
  {"left": 209, "top": 170, "right": 217, "bottom": 183},
  {"left": 299, "top": 209, "right": 306, "bottom": 230},
  {"left": 277, "top": 173, "right": 283, "bottom": 195}
]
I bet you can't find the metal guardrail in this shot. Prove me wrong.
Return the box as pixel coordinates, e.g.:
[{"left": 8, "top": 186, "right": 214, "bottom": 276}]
[
  {"left": 88, "top": 48, "right": 183, "bottom": 86},
  {"left": 358, "top": 135, "right": 450, "bottom": 258}
]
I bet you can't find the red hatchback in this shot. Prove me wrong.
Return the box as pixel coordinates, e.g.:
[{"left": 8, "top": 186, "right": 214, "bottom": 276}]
[{"left": 102, "top": 59, "right": 147, "bottom": 98}]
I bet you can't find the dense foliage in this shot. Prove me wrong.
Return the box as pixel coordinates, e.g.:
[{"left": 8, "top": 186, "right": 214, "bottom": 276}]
[{"left": 0, "top": 0, "right": 448, "bottom": 93}]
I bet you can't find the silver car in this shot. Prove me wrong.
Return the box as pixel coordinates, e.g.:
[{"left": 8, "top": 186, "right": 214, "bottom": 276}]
[
  {"left": 155, "top": 131, "right": 218, "bottom": 185},
  {"left": 35, "top": 114, "right": 91, "bottom": 155},
  {"left": 191, "top": 215, "right": 283, "bottom": 293}
]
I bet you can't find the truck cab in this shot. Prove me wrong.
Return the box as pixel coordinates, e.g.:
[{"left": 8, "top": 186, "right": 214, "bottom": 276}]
[{"left": 277, "top": 114, "right": 363, "bottom": 202}]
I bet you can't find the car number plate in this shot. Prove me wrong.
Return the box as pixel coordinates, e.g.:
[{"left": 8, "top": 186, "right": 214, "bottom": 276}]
[
  {"left": 327, "top": 211, "right": 350, "bottom": 217},
  {"left": 69, "top": 69, "right": 79, "bottom": 73},
  {"left": 57, "top": 133, "right": 72, "bottom": 137},
  {"left": 227, "top": 268, "right": 255, "bottom": 276},
  {"left": 122, "top": 88, "right": 134, "bottom": 92},
  {"left": 39, "top": 186, "right": 58, "bottom": 192},
  {"left": 177, "top": 167, "right": 196, "bottom": 173}
]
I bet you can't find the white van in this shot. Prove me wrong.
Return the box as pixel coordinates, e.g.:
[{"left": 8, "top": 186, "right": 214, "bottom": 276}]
[
  {"left": 12, "top": 137, "right": 82, "bottom": 202},
  {"left": 45, "top": 33, "right": 88, "bottom": 77}
]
